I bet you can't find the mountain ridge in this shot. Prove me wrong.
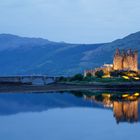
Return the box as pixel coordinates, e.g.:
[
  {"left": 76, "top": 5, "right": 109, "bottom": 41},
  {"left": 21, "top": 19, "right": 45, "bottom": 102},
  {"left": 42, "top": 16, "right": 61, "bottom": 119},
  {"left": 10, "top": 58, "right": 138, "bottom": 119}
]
[{"left": 0, "top": 32, "right": 140, "bottom": 76}]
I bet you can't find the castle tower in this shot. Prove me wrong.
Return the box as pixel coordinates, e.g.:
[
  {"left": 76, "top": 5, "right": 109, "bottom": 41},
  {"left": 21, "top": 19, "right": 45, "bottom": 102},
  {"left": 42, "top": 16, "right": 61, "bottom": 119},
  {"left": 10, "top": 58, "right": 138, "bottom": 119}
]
[
  {"left": 113, "top": 48, "right": 123, "bottom": 70},
  {"left": 122, "top": 49, "right": 131, "bottom": 71},
  {"left": 113, "top": 48, "right": 138, "bottom": 72},
  {"left": 122, "top": 49, "right": 138, "bottom": 71}
]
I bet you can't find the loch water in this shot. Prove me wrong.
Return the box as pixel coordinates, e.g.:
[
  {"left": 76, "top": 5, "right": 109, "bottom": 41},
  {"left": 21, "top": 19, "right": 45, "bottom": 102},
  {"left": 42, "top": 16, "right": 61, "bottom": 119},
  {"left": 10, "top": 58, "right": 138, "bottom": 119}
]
[{"left": 0, "top": 91, "right": 140, "bottom": 140}]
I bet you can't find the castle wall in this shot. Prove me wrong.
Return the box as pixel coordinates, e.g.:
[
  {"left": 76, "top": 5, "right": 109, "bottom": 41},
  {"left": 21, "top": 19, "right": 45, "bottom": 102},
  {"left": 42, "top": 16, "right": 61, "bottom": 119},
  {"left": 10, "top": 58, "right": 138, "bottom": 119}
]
[
  {"left": 84, "top": 48, "right": 138, "bottom": 77},
  {"left": 134, "top": 51, "right": 138, "bottom": 71},
  {"left": 84, "top": 66, "right": 113, "bottom": 77}
]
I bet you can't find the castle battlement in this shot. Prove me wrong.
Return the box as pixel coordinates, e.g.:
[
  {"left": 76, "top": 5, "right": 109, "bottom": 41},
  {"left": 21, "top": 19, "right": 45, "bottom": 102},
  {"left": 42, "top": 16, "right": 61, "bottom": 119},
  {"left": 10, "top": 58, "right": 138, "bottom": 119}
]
[{"left": 113, "top": 48, "right": 138, "bottom": 72}]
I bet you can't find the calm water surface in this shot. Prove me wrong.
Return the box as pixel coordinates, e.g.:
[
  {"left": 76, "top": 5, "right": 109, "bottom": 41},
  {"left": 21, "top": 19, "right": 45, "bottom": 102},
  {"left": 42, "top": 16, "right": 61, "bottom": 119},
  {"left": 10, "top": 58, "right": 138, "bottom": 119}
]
[{"left": 0, "top": 91, "right": 140, "bottom": 140}]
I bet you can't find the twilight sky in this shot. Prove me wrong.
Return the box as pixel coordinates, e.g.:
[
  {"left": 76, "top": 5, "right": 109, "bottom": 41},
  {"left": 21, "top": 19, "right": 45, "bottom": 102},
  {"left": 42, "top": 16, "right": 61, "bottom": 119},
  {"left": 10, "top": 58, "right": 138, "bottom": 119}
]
[{"left": 0, "top": 0, "right": 140, "bottom": 43}]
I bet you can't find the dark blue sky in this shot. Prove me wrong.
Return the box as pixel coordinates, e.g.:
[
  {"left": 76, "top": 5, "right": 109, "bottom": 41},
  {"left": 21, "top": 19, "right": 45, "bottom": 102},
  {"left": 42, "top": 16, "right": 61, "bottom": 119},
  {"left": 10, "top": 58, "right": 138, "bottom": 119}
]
[{"left": 0, "top": 0, "right": 140, "bottom": 43}]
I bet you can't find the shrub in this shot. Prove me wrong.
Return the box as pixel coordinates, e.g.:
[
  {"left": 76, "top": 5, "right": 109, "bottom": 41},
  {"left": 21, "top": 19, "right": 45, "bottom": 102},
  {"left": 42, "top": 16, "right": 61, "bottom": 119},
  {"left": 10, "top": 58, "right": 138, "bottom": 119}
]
[
  {"left": 84, "top": 74, "right": 96, "bottom": 81},
  {"left": 86, "top": 73, "right": 92, "bottom": 77},
  {"left": 95, "top": 70, "right": 104, "bottom": 78},
  {"left": 58, "top": 76, "right": 67, "bottom": 82},
  {"left": 110, "top": 70, "right": 120, "bottom": 77},
  {"left": 70, "top": 74, "right": 84, "bottom": 81}
]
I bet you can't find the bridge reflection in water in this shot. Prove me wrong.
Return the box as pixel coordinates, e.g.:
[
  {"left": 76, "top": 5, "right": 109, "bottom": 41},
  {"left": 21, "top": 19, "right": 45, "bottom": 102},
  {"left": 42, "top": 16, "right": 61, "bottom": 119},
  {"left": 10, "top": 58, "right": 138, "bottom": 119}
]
[{"left": 83, "top": 92, "right": 140, "bottom": 124}]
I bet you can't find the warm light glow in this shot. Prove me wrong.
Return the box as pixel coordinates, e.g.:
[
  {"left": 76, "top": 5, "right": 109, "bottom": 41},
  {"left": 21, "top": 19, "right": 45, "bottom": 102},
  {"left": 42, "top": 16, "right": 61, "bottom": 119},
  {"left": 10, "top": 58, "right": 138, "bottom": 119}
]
[
  {"left": 134, "top": 93, "right": 139, "bottom": 96},
  {"left": 102, "top": 75, "right": 110, "bottom": 78},
  {"left": 122, "top": 94, "right": 129, "bottom": 98},
  {"left": 128, "top": 96, "right": 137, "bottom": 100},
  {"left": 102, "top": 94, "right": 111, "bottom": 98},
  {"left": 127, "top": 73, "right": 137, "bottom": 77},
  {"left": 122, "top": 76, "right": 129, "bottom": 79},
  {"left": 133, "top": 77, "right": 140, "bottom": 80}
]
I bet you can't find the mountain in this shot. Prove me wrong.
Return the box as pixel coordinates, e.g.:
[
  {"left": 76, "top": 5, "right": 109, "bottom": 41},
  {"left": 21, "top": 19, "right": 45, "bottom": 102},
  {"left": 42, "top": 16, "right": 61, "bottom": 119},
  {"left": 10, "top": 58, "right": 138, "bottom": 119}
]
[
  {"left": 0, "top": 32, "right": 140, "bottom": 76},
  {"left": 0, "top": 34, "right": 53, "bottom": 50},
  {"left": 0, "top": 92, "right": 102, "bottom": 115},
  {"left": 0, "top": 34, "right": 103, "bottom": 75},
  {"left": 84, "top": 31, "right": 140, "bottom": 68}
]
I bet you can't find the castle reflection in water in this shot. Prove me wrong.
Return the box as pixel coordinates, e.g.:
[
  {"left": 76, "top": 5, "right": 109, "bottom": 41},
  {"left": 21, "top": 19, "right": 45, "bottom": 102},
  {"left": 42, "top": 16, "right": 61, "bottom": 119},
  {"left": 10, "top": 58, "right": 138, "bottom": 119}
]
[{"left": 83, "top": 92, "right": 140, "bottom": 124}]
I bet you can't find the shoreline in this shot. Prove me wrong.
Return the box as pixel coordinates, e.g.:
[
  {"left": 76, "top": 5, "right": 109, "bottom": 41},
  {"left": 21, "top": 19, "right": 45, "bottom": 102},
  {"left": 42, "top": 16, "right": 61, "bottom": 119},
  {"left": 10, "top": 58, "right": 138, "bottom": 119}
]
[{"left": 0, "top": 82, "right": 140, "bottom": 93}]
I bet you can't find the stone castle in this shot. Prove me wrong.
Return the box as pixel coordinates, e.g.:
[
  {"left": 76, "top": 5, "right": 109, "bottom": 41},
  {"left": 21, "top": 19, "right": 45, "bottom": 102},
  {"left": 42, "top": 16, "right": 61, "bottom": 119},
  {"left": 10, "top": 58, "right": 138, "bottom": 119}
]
[
  {"left": 113, "top": 48, "right": 138, "bottom": 72},
  {"left": 84, "top": 48, "right": 138, "bottom": 77}
]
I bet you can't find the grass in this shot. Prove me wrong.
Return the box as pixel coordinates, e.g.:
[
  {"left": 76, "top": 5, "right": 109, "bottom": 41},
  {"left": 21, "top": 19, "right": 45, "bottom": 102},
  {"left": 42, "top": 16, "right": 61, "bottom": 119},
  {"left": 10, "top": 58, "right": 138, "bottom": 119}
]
[{"left": 58, "top": 77, "right": 138, "bottom": 84}]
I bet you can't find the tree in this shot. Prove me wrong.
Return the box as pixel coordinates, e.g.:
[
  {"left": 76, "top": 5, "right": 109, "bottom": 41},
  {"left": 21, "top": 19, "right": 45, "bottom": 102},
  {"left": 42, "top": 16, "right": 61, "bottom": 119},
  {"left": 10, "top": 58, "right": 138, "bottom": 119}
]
[
  {"left": 95, "top": 70, "right": 104, "bottom": 78},
  {"left": 58, "top": 76, "right": 67, "bottom": 81},
  {"left": 110, "top": 70, "right": 120, "bottom": 77},
  {"left": 84, "top": 73, "right": 95, "bottom": 81},
  {"left": 86, "top": 73, "right": 92, "bottom": 77},
  {"left": 71, "top": 74, "right": 84, "bottom": 81}
]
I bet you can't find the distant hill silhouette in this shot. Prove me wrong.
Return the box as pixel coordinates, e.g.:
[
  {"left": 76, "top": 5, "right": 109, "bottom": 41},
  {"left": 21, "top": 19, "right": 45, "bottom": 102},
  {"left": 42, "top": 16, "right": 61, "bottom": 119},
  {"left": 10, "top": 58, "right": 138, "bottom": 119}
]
[{"left": 0, "top": 32, "right": 140, "bottom": 76}]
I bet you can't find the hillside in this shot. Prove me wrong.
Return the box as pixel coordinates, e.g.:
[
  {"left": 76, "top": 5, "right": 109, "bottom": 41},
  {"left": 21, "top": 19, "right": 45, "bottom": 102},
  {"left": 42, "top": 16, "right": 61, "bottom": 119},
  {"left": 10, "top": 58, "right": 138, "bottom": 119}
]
[
  {"left": 84, "top": 31, "right": 140, "bottom": 68},
  {"left": 0, "top": 32, "right": 140, "bottom": 76}
]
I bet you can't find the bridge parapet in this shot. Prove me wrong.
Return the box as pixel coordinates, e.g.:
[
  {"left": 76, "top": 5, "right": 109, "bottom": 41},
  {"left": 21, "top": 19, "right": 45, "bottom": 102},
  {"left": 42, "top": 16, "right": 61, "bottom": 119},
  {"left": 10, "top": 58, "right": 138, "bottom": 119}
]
[{"left": 0, "top": 75, "right": 60, "bottom": 85}]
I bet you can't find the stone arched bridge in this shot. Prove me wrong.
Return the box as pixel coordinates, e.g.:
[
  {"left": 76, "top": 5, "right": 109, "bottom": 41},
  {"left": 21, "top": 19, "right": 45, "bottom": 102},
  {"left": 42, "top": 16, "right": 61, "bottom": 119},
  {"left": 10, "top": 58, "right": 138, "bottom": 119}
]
[{"left": 0, "top": 75, "right": 60, "bottom": 85}]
